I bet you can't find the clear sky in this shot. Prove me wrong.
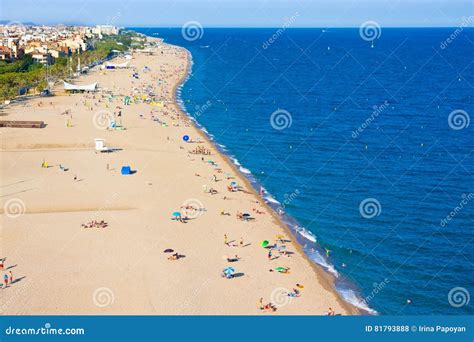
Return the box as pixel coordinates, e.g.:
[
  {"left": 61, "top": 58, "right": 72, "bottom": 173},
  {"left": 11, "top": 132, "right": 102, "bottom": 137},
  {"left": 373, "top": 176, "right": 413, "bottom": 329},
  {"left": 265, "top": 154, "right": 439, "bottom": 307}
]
[{"left": 1, "top": 0, "right": 473, "bottom": 27}]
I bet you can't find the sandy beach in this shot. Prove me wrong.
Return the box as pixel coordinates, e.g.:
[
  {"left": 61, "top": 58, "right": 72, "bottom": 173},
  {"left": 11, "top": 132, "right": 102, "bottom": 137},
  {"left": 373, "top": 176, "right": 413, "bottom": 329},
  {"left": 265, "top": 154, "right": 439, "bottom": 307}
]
[{"left": 0, "top": 37, "right": 354, "bottom": 315}]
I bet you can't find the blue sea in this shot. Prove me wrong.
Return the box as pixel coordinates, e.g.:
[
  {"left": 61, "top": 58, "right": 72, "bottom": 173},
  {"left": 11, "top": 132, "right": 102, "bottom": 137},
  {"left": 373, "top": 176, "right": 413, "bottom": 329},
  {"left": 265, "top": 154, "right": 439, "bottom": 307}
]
[{"left": 132, "top": 27, "right": 474, "bottom": 315}]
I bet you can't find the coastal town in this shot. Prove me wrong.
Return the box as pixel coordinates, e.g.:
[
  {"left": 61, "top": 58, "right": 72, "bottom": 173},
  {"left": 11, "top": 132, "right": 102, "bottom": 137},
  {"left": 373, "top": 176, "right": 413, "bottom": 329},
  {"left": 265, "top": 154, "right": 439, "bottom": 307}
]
[
  {"left": 1, "top": 24, "right": 120, "bottom": 63},
  {"left": 0, "top": 23, "right": 147, "bottom": 101}
]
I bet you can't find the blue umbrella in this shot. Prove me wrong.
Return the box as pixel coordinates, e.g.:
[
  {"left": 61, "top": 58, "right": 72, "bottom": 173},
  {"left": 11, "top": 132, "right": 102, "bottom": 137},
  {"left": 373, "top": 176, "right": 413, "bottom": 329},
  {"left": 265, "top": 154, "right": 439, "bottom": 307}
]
[
  {"left": 182, "top": 135, "right": 189, "bottom": 142},
  {"left": 172, "top": 211, "right": 181, "bottom": 217},
  {"left": 223, "top": 267, "right": 235, "bottom": 275}
]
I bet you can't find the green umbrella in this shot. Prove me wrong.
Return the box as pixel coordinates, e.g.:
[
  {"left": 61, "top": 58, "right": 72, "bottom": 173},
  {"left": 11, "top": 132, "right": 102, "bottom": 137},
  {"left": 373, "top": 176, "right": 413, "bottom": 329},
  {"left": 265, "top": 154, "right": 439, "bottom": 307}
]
[
  {"left": 275, "top": 267, "right": 286, "bottom": 272},
  {"left": 261, "top": 240, "right": 269, "bottom": 247}
]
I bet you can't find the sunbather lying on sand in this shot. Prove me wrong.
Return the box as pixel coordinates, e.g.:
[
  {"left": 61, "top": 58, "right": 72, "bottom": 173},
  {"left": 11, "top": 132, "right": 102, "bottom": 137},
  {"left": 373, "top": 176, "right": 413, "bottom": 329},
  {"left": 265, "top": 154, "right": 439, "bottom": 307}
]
[{"left": 167, "top": 253, "right": 182, "bottom": 260}]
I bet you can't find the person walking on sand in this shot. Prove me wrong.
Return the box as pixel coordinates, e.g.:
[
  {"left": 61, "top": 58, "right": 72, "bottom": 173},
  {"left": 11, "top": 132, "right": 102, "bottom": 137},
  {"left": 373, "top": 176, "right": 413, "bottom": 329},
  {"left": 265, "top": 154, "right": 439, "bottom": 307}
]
[
  {"left": 0, "top": 258, "right": 4, "bottom": 271},
  {"left": 9, "top": 271, "right": 13, "bottom": 285},
  {"left": 224, "top": 234, "right": 228, "bottom": 246},
  {"left": 3, "top": 273, "right": 8, "bottom": 288},
  {"left": 239, "top": 237, "right": 244, "bottom": 247},
  {"left": 259, "top": 297, "right": 264, "bottom": 310},
  {"left": 268, "top": 250, "right": 272, "bottom": 260}
]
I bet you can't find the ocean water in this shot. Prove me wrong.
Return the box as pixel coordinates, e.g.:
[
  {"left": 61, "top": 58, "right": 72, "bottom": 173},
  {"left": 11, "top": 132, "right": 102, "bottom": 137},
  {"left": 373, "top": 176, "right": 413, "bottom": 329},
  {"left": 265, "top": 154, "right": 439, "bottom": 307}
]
[{"left": 132, "top": 27, "right": 474, "bottom": 315}]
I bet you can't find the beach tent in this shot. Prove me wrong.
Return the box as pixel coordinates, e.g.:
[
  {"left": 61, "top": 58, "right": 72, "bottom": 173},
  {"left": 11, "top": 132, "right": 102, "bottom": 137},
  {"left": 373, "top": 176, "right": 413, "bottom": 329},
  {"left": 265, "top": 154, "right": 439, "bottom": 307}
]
[
  {"left": 121, "top": 166, "right": 132, "bottom": 175},
  {"left": 63, "top": 81, "right": 98, "bottom": 92}
]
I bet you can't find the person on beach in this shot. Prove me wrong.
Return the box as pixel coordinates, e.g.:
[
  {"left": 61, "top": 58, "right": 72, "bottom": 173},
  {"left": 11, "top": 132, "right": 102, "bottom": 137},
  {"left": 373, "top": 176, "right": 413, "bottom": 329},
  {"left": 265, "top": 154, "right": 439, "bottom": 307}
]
[
  {"left": 259, "top": 297, "right": 264, "bottom": 310},
  {"left": 168, "top": 253, "right": 181, "bottom": 261},
  {"left": 224, "top": 234, "right": 228, "bottom": 246},
  {"left": 227, "top": 255, "right": 240, "bottom": 262},
  {"left": 267, "top": 250, "right": 272, "bottom": 260},
  {"left": 9, "top": 271, "right": 13, "bottom": 285},
  {"left": 239, "top": 237, "right": 244, "bottom": 247},
  {"left": 327, "top": 307, "right": 335, "bottom": 316},
  {"left": 0, "top": 259, "right": 4, "bottom": 271},
  {"left": 3, "top": 273, "right": 8, "bottom": 288}
]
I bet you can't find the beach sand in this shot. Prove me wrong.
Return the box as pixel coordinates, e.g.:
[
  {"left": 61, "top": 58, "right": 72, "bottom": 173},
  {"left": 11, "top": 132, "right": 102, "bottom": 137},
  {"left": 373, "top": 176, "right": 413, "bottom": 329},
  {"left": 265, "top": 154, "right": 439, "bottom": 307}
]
[{"left": 0, "top": 38, "right": 355, "bottom": 315}]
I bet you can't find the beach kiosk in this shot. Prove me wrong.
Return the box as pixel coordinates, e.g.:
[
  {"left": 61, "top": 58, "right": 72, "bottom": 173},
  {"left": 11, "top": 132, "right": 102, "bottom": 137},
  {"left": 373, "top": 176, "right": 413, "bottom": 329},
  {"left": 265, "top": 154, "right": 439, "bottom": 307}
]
[
  {"left": 63, "top": 81, "right": 98, "bottom": 93},
  {"left": 94, "top": 138, "right": 110, "bottom": 153}
]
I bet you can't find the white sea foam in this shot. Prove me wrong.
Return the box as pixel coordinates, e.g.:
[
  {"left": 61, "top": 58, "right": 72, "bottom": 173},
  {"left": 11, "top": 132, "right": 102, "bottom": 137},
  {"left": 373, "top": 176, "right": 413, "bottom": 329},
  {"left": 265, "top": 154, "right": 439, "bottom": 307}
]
[
  {"left": 298, "top": 228, "right": 317, "bottom": 243},
  {"left": 265, "top": 195, "right": 281, "bottom": 205},
  {"left": 231, "top": 157, "right": 241, "bottom": 166},
  {"left": 239, "top": 166, "right": 251, "bottom": 174},
  {"left": 337, "top": 287, "right": 378, "bottom": 315},
  {"left": 306, "top": 247, "right": 339, "bottom": 277}
]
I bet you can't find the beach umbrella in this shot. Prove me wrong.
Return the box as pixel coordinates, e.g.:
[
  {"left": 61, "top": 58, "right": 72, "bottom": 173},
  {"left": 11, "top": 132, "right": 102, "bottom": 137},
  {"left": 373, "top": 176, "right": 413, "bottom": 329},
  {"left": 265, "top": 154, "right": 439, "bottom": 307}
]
[
  {"left": 242, "top": 213, "right": 251, "bottom": 217},
  {"left": 261, "top": 240, "right": 269, "bottom": 247},
  {"left": 230, "top": 181, "right": 237, "bottom": 185},
  {"left": 182, "top": 135, "right": 189, "bottom": 142},
  {"left": 172, "top": 211, "right": 181, "bottom": 217},
  {"left": 276, "top": 234, "right": 285, "bottom": 239},
  {"left": 275, "top": 267, "right": 286, "bottom": 272},
  {"left": 163, "top": 249, "right": 174, "bottom": 253},
  {"left": 223, "top": 267, "right": 235, "bottom": 275}
]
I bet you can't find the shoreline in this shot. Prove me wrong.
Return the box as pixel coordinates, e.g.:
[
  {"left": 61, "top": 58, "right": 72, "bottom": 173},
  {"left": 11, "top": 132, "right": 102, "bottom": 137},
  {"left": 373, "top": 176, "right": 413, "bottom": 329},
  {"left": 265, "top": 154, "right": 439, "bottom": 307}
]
[
  {"left": 0, "top": 35, "right": 357, "bottom": 315},
  {"left": 170, "top": 42, "right": 359, "bottom": 315}
]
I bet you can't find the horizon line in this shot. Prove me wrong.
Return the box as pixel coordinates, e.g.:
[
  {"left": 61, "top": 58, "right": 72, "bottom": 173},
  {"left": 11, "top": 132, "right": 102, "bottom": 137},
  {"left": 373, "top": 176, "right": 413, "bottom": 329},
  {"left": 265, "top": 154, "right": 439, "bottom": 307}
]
[{"left": 1, "top": 21, "right": 472, "bottom": 29}]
